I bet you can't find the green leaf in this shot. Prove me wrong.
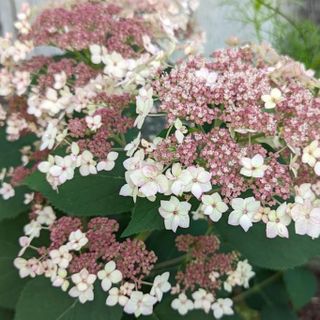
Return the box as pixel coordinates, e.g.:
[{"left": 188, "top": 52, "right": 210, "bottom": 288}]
[
  {"left": 0, "top": 129, "right": 35, "bottom": 169},
  {"left": 0, "top": 215, "right": 29, "bottom": 309},
  {"left": 15, "top": 277, "right": 122, "bottom": 320},
  {"left": 261, "top": 304, "right": 298, "bottom": 320},
  {"left": 0, "top": 186, "right": 30, "bottom": 221},
  {"left": 0, "top": 308, "right": 14, "bottom": 320},
  {"left": 283, "top": 267, "right": 317, "bottom": 309},
  {"left": 121, "top": 198, "right": 164, "bottom": 237},
  {"left": 24, "top": 158, "right": 133, "bottom": 216},
  {"left": 215, "top": 215, "right": 320, "bottom": 270},
  {"left": 245, "top": 269, "right": 288, "bottom": 311}
]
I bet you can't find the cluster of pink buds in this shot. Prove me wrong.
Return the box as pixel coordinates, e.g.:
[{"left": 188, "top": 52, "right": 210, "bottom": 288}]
[
  {"left": 120, "top": 44, "right": 320, "bottom": 239},
  {"left": 170, "top": 235, "right": 254, "bottom": 318}
]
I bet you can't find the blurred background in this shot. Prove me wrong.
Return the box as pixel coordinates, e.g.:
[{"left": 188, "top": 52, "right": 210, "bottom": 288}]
[
  {"left": 2, "top": 0, "right": 320, "bottom": 76},
  {"left": 1, "top": 0, "right": 320, "bottom": 59}
]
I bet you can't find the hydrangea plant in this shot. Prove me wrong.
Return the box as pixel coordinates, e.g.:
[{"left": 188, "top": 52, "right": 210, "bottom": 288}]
[{"left": 0, "top": 1, "right": 319, "bottom": 320}]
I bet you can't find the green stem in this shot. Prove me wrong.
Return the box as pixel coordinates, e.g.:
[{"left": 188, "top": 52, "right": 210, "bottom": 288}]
[
  {"left": 153, "top": 255, "right": 187, "bottom": 271},
  {"left": 135, "top": 231, "right": 152, "bottom": 242},
  {"left": 110, "top": 135, "right": 126, "bottom": 147},
  {"left": 165, "top": 125, "right": 174, "bottom": 139},
  {"left": 233, "top": 271, "right": 282, "bottom": 303},
  {"left": 147, "top": 113, "right": 167, "bottom": 117},
  {"left": 258, "top": 0, "right": 307, "bottom": 45}
]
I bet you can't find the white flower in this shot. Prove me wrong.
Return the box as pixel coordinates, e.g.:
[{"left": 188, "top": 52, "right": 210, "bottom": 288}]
[
  {"left": 97, "top": 152, "right": 118, "bottom": 172},
  {"left": 18, "top": 236, "right": 32, "bottom": 256},
  {"left": 134, "top": 87, "right": 153, "bottom": 129},
  {"left": 123, "top": 149, "right": 144, "bottom": 171},
  {"left": 174, "top": 119, "right": 188, "bottom": 144},
  {"left": 103, "top": 52, "right": 129, "bottom": 79},
  {"left": 67, "top": 230, "right": 88, "bottom": 251},
  {"left": 150, "top": 272, "right": 171, "bottom": 301},
  {"left": 124, "top": 133, "right": 141, "bottom": 157},
  {"left": 302, "top": 140, "right": 320, "bottom": 167},
  {"left": 195, "top": 68, "right": 218, "bottom": 87},
  {"left": 42, "top": 259, "right": 57, "bottom": 278},
  {"left": 49, "top": 155, "right": 75, "bottom": 184},
  {"left": 129, "top": 162, "right": 168, "bottom": 198},
  {"left": 166, "top": 163, "right": 192, "bottom": 196},
  {"left": 315, "top": 162, "right": 320, "bottom": 176},
  {"left": 191, "top": 207, "right": 206, "bottom": 221},
  {"left": 12, "top": 71, "right": 31, "bottom": 95},
  {"left": 14, "top": 258, "right": 41, "bottom": 278},
  {"left": 36, "top": 205, "right": 56, "bottom": 226},
  {"left": 141, "top": 137, "right": 162, "bottom": 153},
  {"left": 97, "top": 261, "right": 122, "bottom": 292},
  {"left": 24, "top": 220, "right": 41, "bottom": 238},
  {"left": 211, "top": 298, "right": 234, "bottom": 319},
  {"left": 209, "top": 271, "right": 220, "bottom": 283},
  {"left": 15, "top": 3, "right": 31, "bottom": 35},
  {"left": 56, "top": 129, "right": 68, "bottom": 144},
  {"left": 240, "top": 154, "right": 268, "bottom": 178},
  {"left": 228, "top": 197, "right": 261, "bottom": 232},
  {"left": 24, "top": 192, "right": 34, "bottom": 204},
  {"left": 295, "top": 183, "right": 316, "bottom": 205},
  {"left": 266, "top": 203, "right": 291, "bottom": 238},
  {"left": 49, "top": 245, "right": 72, "bottom": 269},
  {"left": 124, "top": 291, "right": 157, "bottom": 317},
  {"left": 159, "top": 196, "right": 191, "bottom": 232},
  {"left": 39, "top": 88, "right": 62, "bottom": 115},
  {"left": 192, "top": 288, "right": 214, "bottom": 314},
  {"left": 291, "top": 201, "right": 320, "bottom": 239},
  {"left": 234, "top": 260, "right": 255, "bottom": 288},
  {"left": 107, "top": 283, "right": 134, "bottom": 307},
  {"left": 79, "top": 151, "right": 97, "bottom": 176},
  {"left": 53, "top": 71, "right": 67, "bottom": 90},
  {"left": 89, "top": 44, "right": 106, "bottom": 64},
  {"left": 85, "top": 115, "right": 102, "bottom": 131},
  {"left": 52, "top": 268, "right": 69, "bottom": 291},
  {"left": 106, "top": 287, "right": 129, "bottom": 307},
  {"left": 38, "top": 155, "right": 55, "bottom": 174},
  {"left": 0, "top": 182, "right": 15, "bottom": 200},
  {"left": 201, "top": 193, "right": 228, "bottom": 222},
  {"left": 225, "top": 260, "right": 255, "bottom": 292},
  {"left": 261, "top": 88, "right": 282, "bottom": 109},
  {"left": 171, "top": 293, "right": 194, "bottom": 316},
  {"left": 69, "top": 269, "right": 96, "bottom": 304},
  {"left": 185, "top": 166, "right": 212, "bottom": 199}
]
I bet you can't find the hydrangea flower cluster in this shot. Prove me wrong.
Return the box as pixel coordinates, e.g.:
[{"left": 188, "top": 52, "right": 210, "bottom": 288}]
[
  {"left": 14, "top": 210, "right": 160, "bottom": 311},
  {"left": 0, "top": 0, "right": 202, "bottom": 195},
  {"left": 121, "top": 44, "right": 320, "bottom": 239},
  {"left": 14, "top": 195, "right": 253, "bottom": 318},
  {"left": 171, "top": 235, "right": 254, "bottom": 317}
]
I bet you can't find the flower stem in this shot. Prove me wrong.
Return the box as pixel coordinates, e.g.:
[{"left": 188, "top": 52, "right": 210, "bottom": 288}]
[
  {"left": 153, "top": 255, "right": 187, "bottom": 271},
  {"left": 233, "top": 271, "right": 282, "bottom": 303},
  {"left": 147, "top": 113, "right": 167, "bottom": 117}
]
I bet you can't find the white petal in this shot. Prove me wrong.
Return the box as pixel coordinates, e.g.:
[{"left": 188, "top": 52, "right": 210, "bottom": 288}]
[
  {"left": 239, "top": 215, "right": 253, "bottom": 232},
  {"left": 228, "top": 211, "right": 241, "bottom": 226},
  {"left": 101, "top": 278, "right": 112, "bottom": 292},
  {"left": 104, "top": 261, "right": 116, "bottom": 273},
  {"left": 251, "top": 154, "right": 264, "bottom": 167},
  {"left": 266, "top": 222, "right": 278, "bottom": 238},
  {"left": 110, "top": 270, "right": 122, "bottom": 283},
  {"left": 191, "top": 183, "right": 203, "bottom": 199},
  {"left": 209, "top": 211, "right": 222, "bottom": 222},
  {"left": 315, "top": 162, "right": 320, "bottom": 176},
  {"left": 106, "top": 295, "right": 118, "bottom": 306}
]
